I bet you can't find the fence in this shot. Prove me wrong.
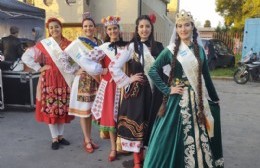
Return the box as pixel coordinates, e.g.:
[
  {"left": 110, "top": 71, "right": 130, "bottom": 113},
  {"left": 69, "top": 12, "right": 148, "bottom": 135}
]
[{"left": 213, "top": 32, "right": 243, "bottom": 55}]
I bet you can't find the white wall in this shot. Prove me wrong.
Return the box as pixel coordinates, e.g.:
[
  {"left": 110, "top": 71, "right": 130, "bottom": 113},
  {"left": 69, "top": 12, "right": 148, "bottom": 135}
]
[
  {"left": 90, "top": 0, "right": 138, "bottom": 25},
  {"left": 34, "top": 0, "right": 84, "bottom": 23},
  {"left": 142, "top": 0, "right": 167, "bottom": 15}
]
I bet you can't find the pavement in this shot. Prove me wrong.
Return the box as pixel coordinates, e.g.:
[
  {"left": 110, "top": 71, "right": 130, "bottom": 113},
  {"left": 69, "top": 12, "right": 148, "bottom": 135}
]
[{"left": 0, "top": 79, "right": 260, "bottom": 168}]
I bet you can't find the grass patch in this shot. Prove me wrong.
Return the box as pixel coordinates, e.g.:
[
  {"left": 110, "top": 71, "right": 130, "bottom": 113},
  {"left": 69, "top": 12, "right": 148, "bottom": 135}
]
[
  {"left": 210, "top": 67, "right": 236, "bottom": 77},
  {"left": 210, "top": 54, "right": 241, "bottom": 77}
]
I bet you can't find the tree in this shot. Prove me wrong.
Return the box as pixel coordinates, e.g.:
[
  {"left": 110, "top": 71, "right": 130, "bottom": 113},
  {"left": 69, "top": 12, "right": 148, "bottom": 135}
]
[
  {"left": 204, "top": 20, "right": 211, "bottom": 28},
  {"left": 216, "top": 0, "right": 260, "bottom": 31}
]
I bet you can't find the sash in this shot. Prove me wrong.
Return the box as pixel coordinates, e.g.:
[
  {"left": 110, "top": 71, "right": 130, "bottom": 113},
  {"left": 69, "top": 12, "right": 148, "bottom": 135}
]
[
  {"left": 128, "top": 43, "right": 155, "bottom": 91},
  {"left": 40, "top": 37, "right": 75, "bottom": 88},
  {"left": 64, "top": 38, "right": 103, "bottom": 75},
  {"left": 142, "top": 43, "right": 155, "bottom": 91},
  {"left": 78, "top": 37, "right": 98, "bottom": 48},
  {"left": 170, "top": 41, "right": 214, "bottom": 138}
]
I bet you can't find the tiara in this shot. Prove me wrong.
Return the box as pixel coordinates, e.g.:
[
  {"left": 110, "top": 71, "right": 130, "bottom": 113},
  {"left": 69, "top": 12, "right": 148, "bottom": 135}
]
[
  {"left": 82, "top": 12, "right": 92, "bottom": 20},
  {"left": 101, "top": 16, "right": 121, "bottom": 26},
  {"left": 175, "top": 10, "right": 194, "bottom": 23}
]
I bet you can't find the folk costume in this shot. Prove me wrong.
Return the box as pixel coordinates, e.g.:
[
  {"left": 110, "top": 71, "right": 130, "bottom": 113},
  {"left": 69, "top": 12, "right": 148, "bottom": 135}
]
[
  {"left": 66, "top": 16, "right": 127, "bottom": 139},
  {"left": 143, "top": 10, "right": 224, "bottom": 168},
  {"left": 142, "top": 40, "right": 165, "bottom": 146},
  {"left": 109, "top": 42, "right": 155, "bottom": 153},
  {"left": 92, "top": 40, "right": 127, "bottom": 138},
  {"left": 66, "top": 37, "right": 102, "bottom": 118},
  {"left": 22, "top": 37, "right": 74, "bottom": 124}
]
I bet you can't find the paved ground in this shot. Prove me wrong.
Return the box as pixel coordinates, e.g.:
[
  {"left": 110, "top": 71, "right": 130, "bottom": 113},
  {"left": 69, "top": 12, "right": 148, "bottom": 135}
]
[{"left": 0, "top": 79, "right": 259, "bottom": 168}]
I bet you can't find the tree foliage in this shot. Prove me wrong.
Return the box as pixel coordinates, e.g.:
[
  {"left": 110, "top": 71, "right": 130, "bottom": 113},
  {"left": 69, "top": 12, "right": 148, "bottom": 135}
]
[
  {"left": 216, "top": 0, "right": 260, "bottom": 31},
  {"left": 204, "top": 20, "right": 211, "bottom": 27}
]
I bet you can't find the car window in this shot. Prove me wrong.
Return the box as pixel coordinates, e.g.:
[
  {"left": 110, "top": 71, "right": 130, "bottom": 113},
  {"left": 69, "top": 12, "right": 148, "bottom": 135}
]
[
  {"left": 203, "top": 41, "right": 209, "bottom": 56},
  {"left": 213, "top": 40, "right": 229, "bottom": 55}
]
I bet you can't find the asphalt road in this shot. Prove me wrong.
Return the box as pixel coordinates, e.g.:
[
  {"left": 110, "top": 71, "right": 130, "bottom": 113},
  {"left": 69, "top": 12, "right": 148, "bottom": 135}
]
[{"left": 0, "top": 79, "right": 259, "bottom": 168}]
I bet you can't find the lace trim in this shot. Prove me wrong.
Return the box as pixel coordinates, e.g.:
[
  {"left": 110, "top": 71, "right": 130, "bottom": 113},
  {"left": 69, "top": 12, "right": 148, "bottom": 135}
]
[{"left": 215, "top": 158, "right": 224, "bottom": 167}]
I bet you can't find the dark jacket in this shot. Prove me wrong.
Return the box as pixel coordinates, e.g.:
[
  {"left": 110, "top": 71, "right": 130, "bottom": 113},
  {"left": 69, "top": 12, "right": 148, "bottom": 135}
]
[{"left": 0, "top": 35, "right": 24, "bottom": 62}]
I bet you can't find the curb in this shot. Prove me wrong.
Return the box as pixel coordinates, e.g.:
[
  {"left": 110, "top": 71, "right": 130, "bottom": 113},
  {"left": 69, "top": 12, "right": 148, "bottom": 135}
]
[{"left": 212, "top": 76, "right": 233, "bottom": 80}]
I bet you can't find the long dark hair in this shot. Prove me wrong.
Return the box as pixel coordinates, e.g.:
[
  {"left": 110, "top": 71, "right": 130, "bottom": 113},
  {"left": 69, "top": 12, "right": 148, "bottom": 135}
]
[
  {"left": 131, "top": 15, "right": 158, "bottom": 55},
  {"left": 160, "top": 23, "right": 205, "bottom": 124},
  {"left": 103, "top": 24, "right": 123, "bottom": 42}
]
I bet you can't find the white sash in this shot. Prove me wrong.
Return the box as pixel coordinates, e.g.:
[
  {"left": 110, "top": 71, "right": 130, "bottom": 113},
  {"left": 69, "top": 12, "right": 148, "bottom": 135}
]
[
  {"left": 176, "top": 41, "right": 214, "bottom": 138},
  {"left": 40, "top": 37, "right": 75, "bottom": 88},
  {"left": 64, "top": 39, "right": 97, "bottom": 72},
  {"left": 128, "top": 43, "right": 155, "bottom": 91}
]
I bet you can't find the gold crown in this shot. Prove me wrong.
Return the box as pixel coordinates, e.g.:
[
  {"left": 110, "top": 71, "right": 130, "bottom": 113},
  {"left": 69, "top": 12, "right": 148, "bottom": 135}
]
[
  {"left": 101, "top": 16, "right": 121, "bottom": 26},
  {"left": 175, "top": 10, "right": 194, "bottom": 24}
]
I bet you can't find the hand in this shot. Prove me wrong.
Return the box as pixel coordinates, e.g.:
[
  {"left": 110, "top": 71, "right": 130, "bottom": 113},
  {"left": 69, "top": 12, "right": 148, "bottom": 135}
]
[
  {"left": 170, "top": 84, "right": 185, "bottom": 95},
  {"left": 0, "top": 55, "right": 5, "bottom": 61},
  {"left": 40, "top": 65, "right": 51, "bottom": 72},
  {"left": 75, "top": 68, "right": 85, "bottom": 75},
  {"left": 102, "top": 68, "right": 108, "bottom": 75},
  {"left": 130, "top": 73, "right": 144, "bottom": 83}
]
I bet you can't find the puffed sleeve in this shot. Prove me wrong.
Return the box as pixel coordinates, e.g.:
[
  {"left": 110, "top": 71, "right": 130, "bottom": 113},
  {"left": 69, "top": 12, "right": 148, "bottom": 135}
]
[
  {"left": 79, "top": 47, "right": 106, "bottom": 75},
  {"left": 21, "top": 46, "right": 42, "bottom": 72},
  {"left": 64, "top": 40, "right": 106, "bottom": 76},
  {"left": 109, "top": 46, "right": 133, "bottom": 88},
  {"left": 148, "top": 48, "right": 172, "bottom": 96}
]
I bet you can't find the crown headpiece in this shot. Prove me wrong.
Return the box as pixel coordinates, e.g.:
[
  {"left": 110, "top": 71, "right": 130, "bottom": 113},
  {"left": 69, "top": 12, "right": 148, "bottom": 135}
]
[
  {"left": 82, "top": 12, "right": 92, "bottom": 20},
  {"left": 175, "top": 10, "right": 194, "bottom": 24},
  {"left": 101, "top": 16, "right": 121, "bottom": 26}
]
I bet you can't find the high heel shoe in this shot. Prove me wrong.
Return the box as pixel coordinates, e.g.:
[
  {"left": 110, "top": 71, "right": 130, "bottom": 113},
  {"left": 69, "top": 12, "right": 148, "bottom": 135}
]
[
  {"left": 90, "top": 139, "right": 99, "bottom": 149},
  {"left": 108, "top": 150, "right": 117, "bottom": 162},
  {"left": 83, "top": 141, "right": 94, "bottom": 153}
]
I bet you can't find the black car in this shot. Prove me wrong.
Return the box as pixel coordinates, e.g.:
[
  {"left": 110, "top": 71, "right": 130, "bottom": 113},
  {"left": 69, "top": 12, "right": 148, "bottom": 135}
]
[{"left": 201, "top": 38, "right": 235, "bottom": 70}]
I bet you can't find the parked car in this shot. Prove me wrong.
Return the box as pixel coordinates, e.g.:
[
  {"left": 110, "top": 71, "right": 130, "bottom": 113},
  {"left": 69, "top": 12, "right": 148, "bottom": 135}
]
[{"left": 201, "top": 38, "right": 235, "bottom": 70}]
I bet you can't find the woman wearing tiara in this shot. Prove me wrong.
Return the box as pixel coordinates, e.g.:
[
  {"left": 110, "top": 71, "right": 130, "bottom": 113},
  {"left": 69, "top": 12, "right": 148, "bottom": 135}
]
[
  {"left": 62, "top": 15, "right": 127, "bottom": 161},
  {"left": 61, "top": 12, "right": 102, "bottom": 153},
  {"left": 66, "top": 16, "right": 128, "bottom": 161},
  {"left": 143, "top": 10, "right": 224, "bottom": 168},
  {"left": 108, "top": 14, "right": 165, "bottom": 168}
]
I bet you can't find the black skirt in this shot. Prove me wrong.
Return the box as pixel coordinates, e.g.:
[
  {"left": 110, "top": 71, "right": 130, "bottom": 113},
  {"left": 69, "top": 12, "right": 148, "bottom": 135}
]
[{"left": 117, "top": 59, "right": 152, "bottom": 142}]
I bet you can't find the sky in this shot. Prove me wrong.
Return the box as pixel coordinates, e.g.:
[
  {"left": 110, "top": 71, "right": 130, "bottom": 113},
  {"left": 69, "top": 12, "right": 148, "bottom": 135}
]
[{"left": 179, "top": 0, "right": 224, "bottom": 28}]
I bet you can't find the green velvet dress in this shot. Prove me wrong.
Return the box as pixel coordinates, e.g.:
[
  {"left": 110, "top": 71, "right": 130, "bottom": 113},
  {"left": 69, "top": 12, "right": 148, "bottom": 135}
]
[{"left": 143, "top": 45, "right": 224, "bottom": 168}]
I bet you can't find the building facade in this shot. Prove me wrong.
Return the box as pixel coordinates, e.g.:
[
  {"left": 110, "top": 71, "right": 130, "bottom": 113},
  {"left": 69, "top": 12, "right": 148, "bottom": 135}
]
[{"left": 20, "top": 0, "right": 178, "bottom": 46}]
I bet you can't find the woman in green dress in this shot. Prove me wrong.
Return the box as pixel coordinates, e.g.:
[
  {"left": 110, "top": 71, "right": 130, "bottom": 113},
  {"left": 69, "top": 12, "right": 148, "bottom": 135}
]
[{"left": 143, "top": 10, "right": 224, "bottom": 168}]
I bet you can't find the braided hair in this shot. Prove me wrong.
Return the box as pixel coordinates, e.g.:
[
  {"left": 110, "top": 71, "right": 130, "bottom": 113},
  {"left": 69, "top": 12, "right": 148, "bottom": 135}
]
[{"left": 158, "top": 23, "right": 206, "bottom": 125}]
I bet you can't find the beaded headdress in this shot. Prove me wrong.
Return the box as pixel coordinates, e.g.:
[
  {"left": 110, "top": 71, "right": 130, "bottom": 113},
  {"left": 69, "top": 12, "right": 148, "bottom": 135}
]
[
  {"left": 101, "top": 16, "right": 121, "bottom": 26},
  {"left": 175, "top": 10, "right": 194, "bottom": 24},
  {"left": 82, "top": 12, "right": 92, "bottom": 20}
]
